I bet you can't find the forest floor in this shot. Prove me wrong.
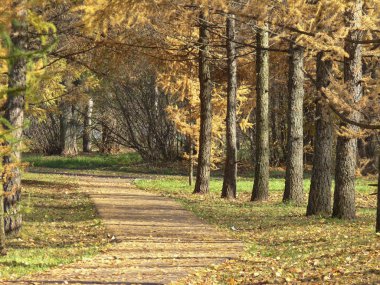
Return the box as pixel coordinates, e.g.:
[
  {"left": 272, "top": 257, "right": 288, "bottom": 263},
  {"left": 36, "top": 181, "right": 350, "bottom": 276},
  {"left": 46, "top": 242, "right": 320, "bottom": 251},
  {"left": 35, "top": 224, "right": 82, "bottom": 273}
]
[
  {"left": 3, "top": 173, "right": 243, "bottom": 284},
  {"left": 136, "top": 177, "right": 380, "bottom": 284},
  {"left": 5, "top": 154, "right": 380, "bottom": 284}
]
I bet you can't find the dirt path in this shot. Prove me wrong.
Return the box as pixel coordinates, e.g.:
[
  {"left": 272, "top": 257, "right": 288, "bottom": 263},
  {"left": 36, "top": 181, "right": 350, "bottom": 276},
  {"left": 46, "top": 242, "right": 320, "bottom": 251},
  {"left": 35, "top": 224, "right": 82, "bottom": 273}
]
[{"left": 12, "top": 175, "right": 243, "bottom": 285}]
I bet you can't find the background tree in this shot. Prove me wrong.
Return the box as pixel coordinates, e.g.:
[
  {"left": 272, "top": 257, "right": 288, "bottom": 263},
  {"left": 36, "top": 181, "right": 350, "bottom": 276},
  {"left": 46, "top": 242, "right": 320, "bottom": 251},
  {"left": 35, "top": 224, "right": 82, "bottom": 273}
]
[{"left": 83, "top": 97, "right": 94, "bottom": 153}]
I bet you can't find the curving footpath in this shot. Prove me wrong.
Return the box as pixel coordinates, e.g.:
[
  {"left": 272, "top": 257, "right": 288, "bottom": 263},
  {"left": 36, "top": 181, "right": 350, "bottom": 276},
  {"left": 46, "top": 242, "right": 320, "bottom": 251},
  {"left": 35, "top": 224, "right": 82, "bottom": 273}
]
[{"left": 8, "top": 175, "right": 243, "bottom": 285}]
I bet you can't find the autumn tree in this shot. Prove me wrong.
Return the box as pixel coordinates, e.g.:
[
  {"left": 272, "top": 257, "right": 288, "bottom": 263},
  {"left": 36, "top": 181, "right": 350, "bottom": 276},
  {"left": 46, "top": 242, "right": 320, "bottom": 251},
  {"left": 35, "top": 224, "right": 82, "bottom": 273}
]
[
  {"left": 193, "top": 7, "right": 214, "bottom": 195},
  {"left": 0, "top": 0, "right": 56, "bottom": 250},
  {"left": 332, "top": 0, "right": 363, "bottom": 220},
  {"left": 2, "top": 0, "right": 28, "bottom": 235}
]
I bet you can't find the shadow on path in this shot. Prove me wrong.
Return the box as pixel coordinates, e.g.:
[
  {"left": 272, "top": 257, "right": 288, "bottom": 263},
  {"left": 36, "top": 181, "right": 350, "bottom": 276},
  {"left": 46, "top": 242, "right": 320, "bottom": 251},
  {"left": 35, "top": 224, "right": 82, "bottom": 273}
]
[{"left": 7, "top": 173, "right": 244, "bottom": 285}]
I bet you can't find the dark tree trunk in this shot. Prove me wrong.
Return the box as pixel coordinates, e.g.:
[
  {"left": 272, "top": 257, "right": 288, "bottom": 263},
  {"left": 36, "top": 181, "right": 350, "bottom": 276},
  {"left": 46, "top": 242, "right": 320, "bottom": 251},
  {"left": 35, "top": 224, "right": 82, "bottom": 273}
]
[
  {"left": 377, "top": 156, "right": 380, "bottom": 233},
  {"left": 283, "top": 45, "right": 304, "bottom": 205},
  {"left": 333, "top": 0, "right": 363, "bottom": 220},
  {"left": 194, "top": 9, "right": 213, "bottom": 195},
  {"left": 307, "top": 53, "right": 333, "bottom": 216},
  {"left": 2, "top": 0, "right": 27, "bottom": 236},
  {"left": 252, "top": 26, "right": 270, "bottom": 201},
  {"left": 83, "top": 98, "right": 94, "bottom": 153},
  {"left": 60, "top": 103, "right": 79, "bottom": 156},
  {"left": 222, "top": 14, "right": 238, "bottom": 199}
]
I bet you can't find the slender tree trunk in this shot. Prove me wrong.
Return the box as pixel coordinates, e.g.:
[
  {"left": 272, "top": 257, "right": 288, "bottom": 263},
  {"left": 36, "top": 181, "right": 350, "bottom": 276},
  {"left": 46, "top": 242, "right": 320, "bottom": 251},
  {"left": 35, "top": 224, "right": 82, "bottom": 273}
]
[
  {"left": 333, "top": 0, "right": 363, "bottom": 220},
  {"left": 283, "top": 45, "right": 305, "bottom": 205},
  {"left": 222, "top": 14, "right": 238, "bottom": 199},
  {"left": 194, "top": 8, "right": 213, "bottom": 195},
  {"left": 252, "top": 26, "right": 270, "bottom": 201},
  {"left": 189, "top": 143, "right": 194, "bottom": 186},
  {"left": 2, "top": 0, "right": 27, "bottom": 236},
  {"left": 307, "top": 53, "right": 333, "bottom": 216},
  {"left": 83, "top": 98, "right": 94, "bottom": 153},
  {"left": 377, "top": 155, "right": 380, "bottom": 233},
  {"left": 0, "top": 193, "right": 5, "bottom": 255}
]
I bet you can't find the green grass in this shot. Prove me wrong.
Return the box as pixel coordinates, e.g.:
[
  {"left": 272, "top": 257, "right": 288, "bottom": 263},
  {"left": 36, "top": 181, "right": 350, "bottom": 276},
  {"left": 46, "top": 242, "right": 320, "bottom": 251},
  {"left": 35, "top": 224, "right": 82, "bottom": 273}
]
[
  {"left": 24, "top": 153, "right": 191, "bottom": 176},
  {"left": 0, "top": 173, "right": 108, "bottom": 280},
  {"left": 135, "top": 176, "right": 379, "bottom": 284},
  {"left": 23, "top": 153, "right": 288, "bottom": 177},
  {"left": 24, "top": 153, "right": 142, "bottom": 170},
  {"left": 135, "top": 175, "right": 376, "bottom": 196}
]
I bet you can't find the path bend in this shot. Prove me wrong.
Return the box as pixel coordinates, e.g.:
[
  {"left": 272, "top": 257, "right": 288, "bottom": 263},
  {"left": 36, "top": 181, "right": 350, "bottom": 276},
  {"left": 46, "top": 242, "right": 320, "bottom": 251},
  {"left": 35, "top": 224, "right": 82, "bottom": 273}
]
[{"left": 11, "top": 175, "right": 244, "bottom": 285}]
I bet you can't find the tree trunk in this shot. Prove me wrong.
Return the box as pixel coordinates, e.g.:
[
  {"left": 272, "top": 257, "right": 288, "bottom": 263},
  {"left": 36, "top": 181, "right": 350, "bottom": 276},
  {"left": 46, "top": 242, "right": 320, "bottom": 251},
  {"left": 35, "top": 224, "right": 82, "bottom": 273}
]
[
  {"left": 185, "top": 134, "right": 194, "bottom": 186},
  {"left": 194, "top": 8, "right": 213, "bottom": 195},
  {"left": 60, "top": 104, "right": 78, "bottom": 156},
  {"left": 270, "top": 91, "right": 283, "bottom": 166},
  {"left": 2, "top": 0, "right": 27, "bottom": 235},
  {"left": 333, "top": 0, "right": 363, "bottom": 220},
  {"left": 377, "top": 155, "right": 380, "bottom": 233},
  {"left": 283, "top": 45, "right": 304, "bottom": 205},
  {"left": 83, "top": 98, "right": 94, "bottom": 153},
  {"left": 222, "top": 14, "right": 238, "bottom": 199},
  {"left": 252, "top": 26, "right": 270, "bottom": 201},
  {"left": 189, "top": 145, "right": 194, "bottom": 186},
  {"left": 307, "top": 53, "right": 333, "bottom": 216},
  {"left": 0, "top": 193, "right": 5, "bottom": 255}
]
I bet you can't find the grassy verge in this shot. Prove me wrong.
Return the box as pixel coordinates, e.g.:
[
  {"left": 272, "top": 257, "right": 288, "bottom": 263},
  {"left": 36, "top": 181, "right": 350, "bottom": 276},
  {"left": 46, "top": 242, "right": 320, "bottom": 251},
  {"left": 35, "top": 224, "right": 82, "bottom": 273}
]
[
  {"left": 24, "top": 153, "right": 142, "bottom": 170},
  {"left": 135, "top": 176, "right": 379, "bottom": 284},
  {"left": 0, "top": 173, "right": 108, "bottom": 280},
  {"left": 24, "top": 153, "right": 286, "bottom": 177},
  {"left": 24, "top": 153, "right": 193, "bottom": 176}
]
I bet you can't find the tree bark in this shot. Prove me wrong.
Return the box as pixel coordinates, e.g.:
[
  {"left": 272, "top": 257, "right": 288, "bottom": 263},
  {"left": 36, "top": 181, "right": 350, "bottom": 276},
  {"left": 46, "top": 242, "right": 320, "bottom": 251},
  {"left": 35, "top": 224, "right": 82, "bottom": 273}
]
[
  {"left": 2, "top": 0, "right": 27, "bottom": 235},
  {"left": 222, "top": 14, "right": 238, "bottom": 199},
  {"left": 270, "top": 91, "right": 283, "bottom": 166},
  {"left": 377, "top": 155, "right": 380, "bottom": 233},
  {"left": 252, "top": 26, "right": 270, "bottom": 201},
  {"left": 60, "top": 104, "right": 79, "bottom": 156},
  {"left": 83, "top": 98, "right": 94, "bottom": 153},
  {"left": 0, "top": 193, "right": 5, "bottom": 255},
  {"left": 333, "top": 0, "right": 363, "bottom": 220},
  {"left": 283, "top": 45, "right": 305, "bottom": 205},
  {"left": 307, "top": 53, "right": 333, "bottom": 216},
  {"left": 194, "top": 8, "right": 213, "bottom": 195},
  {"left": 189, "top": 147, "right": 194, "bottom": 186}
]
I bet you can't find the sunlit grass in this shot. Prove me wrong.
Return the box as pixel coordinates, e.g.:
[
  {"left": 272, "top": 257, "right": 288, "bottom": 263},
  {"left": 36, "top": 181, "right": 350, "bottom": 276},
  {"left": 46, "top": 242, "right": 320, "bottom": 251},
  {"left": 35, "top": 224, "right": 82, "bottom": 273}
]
[
  {"left": 24, "top": 153, "right": 142, "bottom": 170},
  {"left": 136, "top": 175, "right": 375, "bottom": 195},
  {"left": 135, "top": 176, "right": 379, "bottom": 284},
  {"left": 0, "top": 173, "right": 108, "bottom": 280}
]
